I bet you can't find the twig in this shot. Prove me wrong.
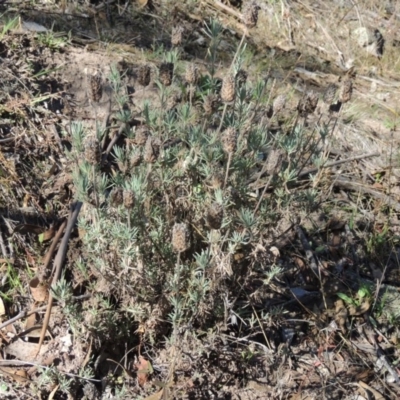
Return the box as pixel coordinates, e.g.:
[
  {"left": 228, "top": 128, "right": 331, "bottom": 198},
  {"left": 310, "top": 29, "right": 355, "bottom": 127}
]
[
  {"left": 35, "top": 201, "right": 83, "bottom": 357},
  {"left": 0, "top": 294, "right": 90, "bottom": 331},
  {"left": 101, "top": 122, "right": 128, "bottom": 165},
  {"left": 248, "top": 152, "right": 380, "bottom": 191},
  {"left": 0, "top": 306, "right": 47, "bottom": 331},
  {"left": 297, "top": 152, "right": 380, "bottom": 179},
  {"left": 332, "top": 176, "right": 400, "bottom": 212},
  {"left": 39, "top": 220, "right": 67, "bottom": 281},
  {"left": 253, "top": 175, "right": 274, "bottom": 216},
  {"left": 0, "top": 228, "right": 8, "bottom": 259},
  {"left": 0, "top": 359, "right": 101, "bottom": 382},
  {"left": 0, "top": 136, "right": 16, "bottom": 144},
  {"left": 209, "top": 0, "right": 241, "bottom": 19}
]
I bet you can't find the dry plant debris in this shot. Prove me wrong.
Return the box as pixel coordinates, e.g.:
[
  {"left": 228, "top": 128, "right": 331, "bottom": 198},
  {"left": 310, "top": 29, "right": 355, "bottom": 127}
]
[{"left": 0, "top": 0, "right": 400, "bottom": 399}]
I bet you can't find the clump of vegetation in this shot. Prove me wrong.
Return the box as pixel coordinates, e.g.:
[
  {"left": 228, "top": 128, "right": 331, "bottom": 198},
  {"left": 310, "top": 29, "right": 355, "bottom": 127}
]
[
  {"left": 59, "top": 14, "right": 351, "bottom": 397},
  {"left": 1, "top": 1, "right": 400, "bottom": 398}
]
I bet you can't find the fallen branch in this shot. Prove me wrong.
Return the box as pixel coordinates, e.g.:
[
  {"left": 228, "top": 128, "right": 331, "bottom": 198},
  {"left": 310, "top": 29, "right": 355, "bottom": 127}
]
[
  {"left": 39, "top": 220, "right": 67, "bottom": 281},
  {"left": 36, "top": 201, "right": 83, "bottom": 357},
  {"left": 332, "top": 176, "right": 400, "bottom": 212},
  {"left": 297, "top": 152, "right": 380, "bottom": 179}
]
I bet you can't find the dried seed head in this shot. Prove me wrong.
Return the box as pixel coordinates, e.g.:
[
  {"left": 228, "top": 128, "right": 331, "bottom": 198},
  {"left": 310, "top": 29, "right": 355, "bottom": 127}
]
[
  {"left": 117, "top": 159, "right": 129, "bottom": 174},
  {"left": 171, "top": 25, "right": 184, "bottom": 47},
  {"left": 323, "top": 84, "right": 338, "bottom": 105},
  {"left": 172, "top": 222, "right": 191, "bottom": 253},
  {"left": 242, "top": 1, "right": 260, "bottom": 28},
  {"left": 265, "top": 149, "right": 283, "bottom": 175},
  {"left": 159, "top": 62, "right": 174, "bottom": 86},
  {"left": 144, "top": 136, "right": 160, "bottom": 163},
  {"left": 84, "top": 136, "right": 101, "bottom": 165},
  {"left": 272, "top": 94, "right": 286, "bottom": 115},
  {"left": 297, "top": 90, "right": 319, "bottom": 116},
  {"left": 222, "top": 126, "right": 238, "bottom": 154},
  {"left": 209, "top": 169, "right": 224, "bottom": 189},
  {"left": 235, "top": 69, "right": 248, "bottom": 88},
  {"left": 135, "top": 125, "right": 150, "bottom": 146},
  {"left": 137, "top": 64, "right": 151, "bottom": 87},
  {"left": 221, "top": 74, "right": 236, "bottom": 103},
  {"left": 206, "top": 202, "right": 224, "bottom": 230},
  {"left": 123, "top": 189, "right": 135, "bottom": 209},
  {"left": 166, "top": 92, "right": 181, "bottom": 111},
  {"left": 89, "top": 74, "right": 103, "bottom": 103},
  {"left": 241, "top": 117, "right": 253, "bottom": 135},
  {"left": 130, "top": 150, "right": 142, "bottom": 167},
  {"left": 110, "top": 187, "right": 123, "bottom": 207},
  {"left": 339, "top": 79, "right": 352, "bottom": 104},
  {"left": 185, "top": 63, "right": 199, "bottom": 85},
  {"left": 203, "top": 93, "right": 219, "bottom": 115},
  {"left": 264, "top": 104, "right": 273, "bottom": 119}
]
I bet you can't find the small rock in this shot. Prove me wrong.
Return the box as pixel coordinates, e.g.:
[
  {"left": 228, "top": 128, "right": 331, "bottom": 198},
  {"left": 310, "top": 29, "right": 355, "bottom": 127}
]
[{"left": 353, "top": 27, "right": 384, "bottom": 58}]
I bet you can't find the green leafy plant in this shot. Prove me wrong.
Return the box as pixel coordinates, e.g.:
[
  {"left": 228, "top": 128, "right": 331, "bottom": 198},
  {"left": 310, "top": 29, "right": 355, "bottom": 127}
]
[{"left": 337, "top": 283, "right": 373, "bottom": 307}]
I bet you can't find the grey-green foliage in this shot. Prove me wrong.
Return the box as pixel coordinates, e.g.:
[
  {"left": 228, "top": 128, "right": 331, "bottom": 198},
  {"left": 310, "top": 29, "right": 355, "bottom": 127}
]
[{"left": 64, "top": 17, "right": 334, "bottom": 346}]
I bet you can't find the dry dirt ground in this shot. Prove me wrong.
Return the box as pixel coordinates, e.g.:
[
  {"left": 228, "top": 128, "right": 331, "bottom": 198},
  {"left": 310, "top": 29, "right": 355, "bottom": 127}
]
[{"left": 1, "top": 0, "right": 400, "bottom": 399}]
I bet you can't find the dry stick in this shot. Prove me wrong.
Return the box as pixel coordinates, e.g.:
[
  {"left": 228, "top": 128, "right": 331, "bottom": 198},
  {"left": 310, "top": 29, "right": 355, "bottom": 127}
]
[
  {"left": 210, "top": 0, "right": 241, "bottom": 18},
  {"left": 35, "top": 201, "right": 83, "bottom": 357},
  {"left": 0, "top": 359, "right": 101, "bottom": 382},
  {"left": 217, "top": 102, "right": 228, "bottom": 134},
  {"left": 297, "top": 152, "right": 380, "bottom": 179},
  {"left": 223, "top": 152, "right": 232, "bottom": 189},
  {"left": 0, "top": 306, "right": 48, "bottom": 331},
  {"left": 101, "top": 122, "right": 128, "bottom": 166},
  {"left": 253, "top": 174, "right": 274, "bottom": 216},
  {"left": 249, "top": 152, "right": 379, "bottom": 191},
  {"left": 332, "top": 176, "right": 400, "bottom": 213},
  {"left": 0, "top": 229, "right": 8, "bottom": 259},
  {"left": 40, "top": 220, "right": 67, "bottom": 281},
  {"left": 0, "top": 294, "right": 91, "bottom": 331}
]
